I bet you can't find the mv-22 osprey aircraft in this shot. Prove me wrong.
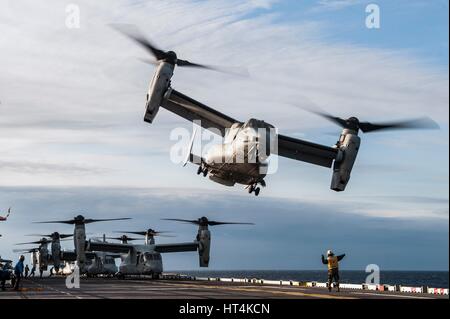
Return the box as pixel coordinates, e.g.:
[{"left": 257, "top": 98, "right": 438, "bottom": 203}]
[
  {"left": 16, "top": 231, "right": 119, "bottom": 277},
  {"left": 28, "top": 215, "right": 131, "bottom": 274},
  {"left": 32, "top": 214, "right": 251, "bottom": 277},
  {"left": 87, "top": 217, "right": 253, "bottom": 278},
  {"left": 15, "top": 233, "right": 73, "bottom": 276},
  {"left": 114, "top": 26, "right": 439, "bottom": 196}
]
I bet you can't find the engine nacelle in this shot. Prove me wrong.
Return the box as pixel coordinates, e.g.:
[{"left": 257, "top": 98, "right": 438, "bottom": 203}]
[
  {"left": 197, "top": 229, "right": 211, "bottom": 267},
  {"left": 74, "top": 225, "right": 87, "bottom": 272},
  {"left": 144, "top": 62, "right": 175, "bottom": 123},
  {"left": 331, "top": 129, "right": 361, "bottom": 192},
  {"left": 31, "top": 251, "right": 38, "bottom": 268},
  {"left": 51, "top": 241, "right": 62, "bottom": 270},
  {"left": 38, "top": 246, "right": 49, "bottom": 270}
]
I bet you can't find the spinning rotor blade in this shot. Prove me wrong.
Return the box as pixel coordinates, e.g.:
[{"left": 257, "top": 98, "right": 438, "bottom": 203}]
[
  {"left": 163, "top": 218, "right": 254, "bottom": 226},
  {"left": 162, "top": 218, "right": 198, "bottom": 225},
  {"left": 178, "top": 60, "right": 250, "bottom": 77},
  {"left": 114, "top": 230, "right": 146, "bottom": 236},
  {"left": 106, "top": 236, "right": 140, "bottom": 242},
  {"left": 304, "top": 108, "right": 439, "bottom": 134},
  {"left": 358, "top": 117, "right": 439, "bottom": 133},
  {"left": 83, "top": 218, "right": 132, "bottom": 224},
  {"left": 114, "top": 230, "right": 172, "bottom": 237},
  {"left": 34, "top": 220, "right": 75, "bottom": 225},
  {"left": 15, "top": 240, "right": 48, "bottom": 245},
  {"left": 309, "top": 110, "right": 348, "bottom": 128},
  {"left": 208, "top": 221, "right": 254, "bottom": 226},
  {"left": 26, "top": 233, "right": 73, "bottom": 239},
  {"left": 111, "top": 24, "right": 166, "bottom": 60},
  {"left": 112, "top": 24, "right": 247, "bottom": 76},
  {"left": 12, "top": 248, "right": 39, "bottom": 253},
  {"left": 34, "top": 216, "right": 131, "bottom": 225}
]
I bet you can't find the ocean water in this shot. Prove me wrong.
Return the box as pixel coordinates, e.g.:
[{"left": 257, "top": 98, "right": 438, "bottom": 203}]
[{"left": 172, "top": 270, "right": 449, "bottom": 288}]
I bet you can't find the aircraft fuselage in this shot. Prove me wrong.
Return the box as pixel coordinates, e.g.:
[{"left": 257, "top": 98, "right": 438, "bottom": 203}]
[{"left": 200, "top": 119, "right": 275, "bottom": 189}]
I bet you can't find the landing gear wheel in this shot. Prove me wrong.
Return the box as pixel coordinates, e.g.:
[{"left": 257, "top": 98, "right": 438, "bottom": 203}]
[
  {"left": 254, "top": 187, "right": 261, "bottom": 196},
  {"left": 203, "top": 169, "right": 208, "bottom": 177},
  {"left": 248, "top": 185, "right": 254, "bottom": 194},
  {"left": 197, "top": 166, "right": 203, "bottom": 175}
]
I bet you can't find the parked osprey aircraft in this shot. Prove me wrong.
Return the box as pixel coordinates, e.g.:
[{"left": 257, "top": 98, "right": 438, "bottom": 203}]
[
  {"left": 13, "top": 248, "right": 39, "bottom": 272},
  {"left": 15, "top": 238, "right": 51, "bottom": 276},
  {"left": 115, "top": 26, "right": 439, "bottom": 196},
  {"left": 85, "top": 235, "right": 120, "bottom": 276},
  {"left": 15, "top": 232, "right": 74, "bottom": 275},
  {"left": 17, "top": 232, "right": 116, "bottom": 277},
  {"left": 32, "top": 215, "right": 131, "bottom": 273},
  {"left": 89, "top": 229, "right": 179, "bottom": 279},
  {"left": 86, "top": 217, "right": 253, "bottom": 278}
]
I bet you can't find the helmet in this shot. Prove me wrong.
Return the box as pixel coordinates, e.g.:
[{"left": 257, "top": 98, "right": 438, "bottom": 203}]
[{"left": 327, "top": 250, "right": 334, "bottom": 256}]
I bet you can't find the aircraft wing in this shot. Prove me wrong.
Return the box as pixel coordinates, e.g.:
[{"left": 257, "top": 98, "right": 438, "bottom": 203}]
[
  {"left": 61, "top": 251, "right": 97, "bottom": 261},
  {"left": 276, "top": 134, "right": 338, "bottom": 168},
  {"left": 163, "top": 89, "right": 338, "bottom": 167},
  {"left": 86, "top": 241, "right": 133, "bottom": 254},
  {"left": 154, "top": 242, "right": 199, "bottom": 253},
  {"left": 163, "top": 89, "right": 241, "bottom": 136}
]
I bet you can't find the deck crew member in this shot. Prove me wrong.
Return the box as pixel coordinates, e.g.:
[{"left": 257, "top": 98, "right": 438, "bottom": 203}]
[
  {"left": 24, "top": 265, "right": 30, "bottom": 278},
  {"left": 13, "top": 255, "right": 25, "bottom": 291},
  {"left": 322, "top": 250, "right": 345, "bottom": 292}
]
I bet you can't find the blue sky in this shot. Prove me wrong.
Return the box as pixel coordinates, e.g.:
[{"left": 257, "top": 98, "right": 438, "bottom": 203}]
[
  {"left": 270, "top": 0, "right": 449, "bottom": 65},
  {"left": 0, "top": 0, "right": 448, "bottom": 271}
]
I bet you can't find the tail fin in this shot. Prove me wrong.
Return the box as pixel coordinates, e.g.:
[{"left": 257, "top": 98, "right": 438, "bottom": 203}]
[
  {"left": 183, "top": 128, "right": 203, "bottom": 166},
  {"left": 183, "top": 128, "right": 197, "bottom": 167}
]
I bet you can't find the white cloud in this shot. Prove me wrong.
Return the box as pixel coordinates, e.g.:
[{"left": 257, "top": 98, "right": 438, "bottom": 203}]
[
  {"left": 314, "top": 0, "right": 364, "bottom": 11},
  {"left": 0, "top": 0, "right": 448, "bottom": 214}
]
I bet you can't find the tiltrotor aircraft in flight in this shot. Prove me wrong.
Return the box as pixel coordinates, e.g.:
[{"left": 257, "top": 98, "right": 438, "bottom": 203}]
[{"left": 115, "top": 26, "right": 439, "bottom": 196}]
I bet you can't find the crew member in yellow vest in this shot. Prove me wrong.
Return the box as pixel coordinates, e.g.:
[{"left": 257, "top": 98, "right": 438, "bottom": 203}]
[{"left": 321, "top": 250, "right": 345, "bottom": 292}]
